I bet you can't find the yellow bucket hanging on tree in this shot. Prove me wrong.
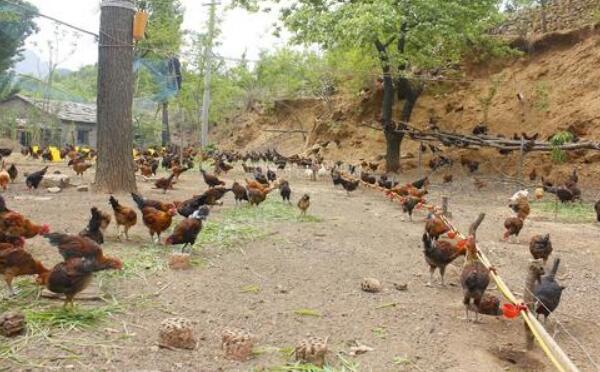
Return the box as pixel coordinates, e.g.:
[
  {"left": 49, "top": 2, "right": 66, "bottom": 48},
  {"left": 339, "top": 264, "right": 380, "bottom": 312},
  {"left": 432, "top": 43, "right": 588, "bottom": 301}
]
[{"left": 133, "top": 11, "right": 148, "bottom": 41}]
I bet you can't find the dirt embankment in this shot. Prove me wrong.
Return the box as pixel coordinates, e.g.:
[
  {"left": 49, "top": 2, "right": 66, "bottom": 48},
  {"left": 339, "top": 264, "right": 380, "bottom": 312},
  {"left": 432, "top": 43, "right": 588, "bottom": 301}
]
[{"left": 214, "top": 25, "right": 600, "bottom": 185}]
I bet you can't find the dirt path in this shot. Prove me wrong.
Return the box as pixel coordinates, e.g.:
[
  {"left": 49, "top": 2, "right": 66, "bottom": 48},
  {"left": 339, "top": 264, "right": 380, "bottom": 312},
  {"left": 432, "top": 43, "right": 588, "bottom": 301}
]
[{"left": 2, "top": 160, "right": 600, "bottom": 371}]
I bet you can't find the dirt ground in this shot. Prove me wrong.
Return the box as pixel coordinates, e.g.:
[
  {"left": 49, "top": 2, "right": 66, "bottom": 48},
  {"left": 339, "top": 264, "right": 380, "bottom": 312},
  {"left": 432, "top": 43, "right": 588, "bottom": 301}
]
[{"left": 2, "top": 156, "right": 600, "bottom": 371}]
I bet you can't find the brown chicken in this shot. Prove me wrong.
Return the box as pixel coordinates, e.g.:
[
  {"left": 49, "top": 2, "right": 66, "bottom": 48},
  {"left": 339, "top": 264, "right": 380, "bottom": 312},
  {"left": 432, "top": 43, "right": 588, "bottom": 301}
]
[
  {"left": 131, "top": 192, "right": 175, "bottom": 213},
  {"left": 203, "top": 187, "right": 232, "bottom": 205},
  {"left": 0, "top": 209, "right": 50, "bottom": 246},
  {"left": 166, "top": 206, "right": 210, "bottom": 252},
  {"left": 422, "top": 233, "right": 466, "bottom": 286},
  {"left": 45, "top": 232, "right": 117, "bottom": 265},
  {"left": 245, "top": 178, "right": 268, "bottom": 193},
  {"left": 529, "top": 234, "right": 552, "bottom": 263},
  {"left": 504, "top": 198, "right": 529, "bottom": 242},
  {"left": 42, "top": 256, "right": 122, "bottom": 308},
  {"left": 140, "top": 164, "right": 153, "bottom": 177},
  {"left": 248, "top": 186, "right": 273, "bottom": 206},
  {"left": 155, "top": 173, "right": 176, "bottom": 193},
  {"left": 201, "top": 169, "right": 225, "bottom": 188},
  {"left": 7, "top": 164, "right": 17, "bottom": 183},
  {"left": 474, "top": 294, "right": 503, "bottom": 316},
  {"left": 232, "top": 181, "right": 249, "bottom": 204},
  {"left": 71, "top": 162, "right": 93, "bottom": 177},
  {"left": 460, "top": 213, "right": 490, "bottom": 322},
  {"left": 425, "top": 213, "right": 450, "bottom": 240},
  {"left": 172, "top": 165, "right": 190, "bottom": 180},
  {"left": 0, "top": 243, "right": 49, "bottom": 295},
  {"left": 109, "top": 196, "right": 137, "bottom": 240},
  {"left": 141, "top": 207, "right": 176, "bottom": 244},
  {"left": 0, "top": 166, "right": 9, "bottom": 191},
  {"left": 297, "top": 194, "right": 310, "bottom": 216}
]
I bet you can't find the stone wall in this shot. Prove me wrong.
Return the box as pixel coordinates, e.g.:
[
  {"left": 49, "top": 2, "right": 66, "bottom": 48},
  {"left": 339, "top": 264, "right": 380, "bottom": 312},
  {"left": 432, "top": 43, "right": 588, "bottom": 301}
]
[{"left": 496, "top": 0, "right": 600, "bottom": 35}]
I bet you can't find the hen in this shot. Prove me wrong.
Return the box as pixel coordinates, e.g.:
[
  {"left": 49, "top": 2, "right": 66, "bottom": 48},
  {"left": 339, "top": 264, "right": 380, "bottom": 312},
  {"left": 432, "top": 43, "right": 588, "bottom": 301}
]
[
  {"left": 424, "top": 213, "right": 450, "bottom": 240},
  {"left": 108, "top": 196, "right": 137, "bottom": 240},
  {"left": 131, "top": 192, "right": 175, "bottom": 213},
  {"left": 26, "top": 166, "right": 48, "bottom": 191},
  {"left": 529, "top": 234, "right": 552, "bottom": 263},
  {"left": 70, "top": 161, "right": 93, "bottom": 177},
  {"left": 79, "top": 207, "right": 105, "bottom": 244},
  {"left": 297, "top": 194, "right": 310, "bottom": 216},
  {"left": 0, "top": 243, "right": 49, "bottom": 295},
  {"left": 0, "top": 209, "right": 50, "bottom": 245},
  {"left": 202, "top": 187, "right": 232, "bottom": 205},
  {"left": 279, "top": 180, "right": 291, "bottom": 203},
  {"left": 402, "top": 197, "right": 422, "bottom": 222},
  {"left": 200, "top": 169, "right": 225, "bottom": 188},
  {"left": 232, "top": 181, "right": 249, "bottom": 204},
  {"left": 141, "top": 207, "right": 176, "bottom": 244},
  {"left": 45, "top": 233, "right": 116, "bottom": 264},
  {"left": 7, "top": 164, "right": 17, "bottom": 183},
  {"left": 460, "top": 213, "right": 490, "bottom": 322},
  {"left": 534, "top": 258, "right": 566, "bottom": 323},
  {"left": 42, "top": 256, "right": 122, "bottom": 308},
  {"left": 155, "top": 173, "right": 176, "bottom": 193},
  {"left": 422, "top": 233, "right": 466, "bottom": 286},
  {"left": 166, "top": 206, "right": 210, "bottom": 252},
  {"left": 248, "top": 186, "right": 273, "bottom": 206},
  {"left": 0, "top": 165, "right": 9, "bottom": 191}
]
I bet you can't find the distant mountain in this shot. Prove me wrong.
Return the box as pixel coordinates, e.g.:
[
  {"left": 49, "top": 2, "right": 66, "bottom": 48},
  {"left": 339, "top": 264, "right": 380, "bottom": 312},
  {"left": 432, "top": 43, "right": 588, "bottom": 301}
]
[{"left": 13, "top": 50, "right": 73, "bottom": 78}]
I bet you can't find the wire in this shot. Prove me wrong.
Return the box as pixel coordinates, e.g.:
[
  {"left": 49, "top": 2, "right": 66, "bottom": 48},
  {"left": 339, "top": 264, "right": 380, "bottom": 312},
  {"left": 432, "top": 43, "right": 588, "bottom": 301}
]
[{"left": 0, "top": 0, "right": 99, "bottom": 38}]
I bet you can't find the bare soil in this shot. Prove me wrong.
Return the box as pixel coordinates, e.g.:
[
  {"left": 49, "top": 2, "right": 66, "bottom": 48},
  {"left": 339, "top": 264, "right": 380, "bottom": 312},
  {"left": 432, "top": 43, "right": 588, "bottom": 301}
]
[{"left": 2, "top": 157, "right": 600, "bottom": 371}]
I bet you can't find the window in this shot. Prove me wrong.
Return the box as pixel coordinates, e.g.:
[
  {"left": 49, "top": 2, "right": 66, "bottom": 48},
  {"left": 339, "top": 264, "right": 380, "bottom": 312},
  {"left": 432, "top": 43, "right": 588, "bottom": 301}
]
[{"left": 77, "top": 129, "right": 89, "bottom": 145}]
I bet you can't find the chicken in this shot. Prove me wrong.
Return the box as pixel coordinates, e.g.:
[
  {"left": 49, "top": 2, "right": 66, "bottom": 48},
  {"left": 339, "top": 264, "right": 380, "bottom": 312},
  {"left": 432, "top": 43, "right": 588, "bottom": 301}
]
[
  {"left": 460, "top": 213, "right": 490, "bottom": 322},
  {"left": 78, "top": 207, "right": 105, "bottom": 244},
  {"left": 42, "top": 256, "right": 122, "bottom": 308},
  {"left": 166, "top": 206, "right": 210, "bottom": 252},
  {"left": 248, "top": 186, "right": 273, "bottom": 206},
  {"left": 422, "top": 233, "right": 466, "bottom": 286},
  {"left": 378, "top": 175, "right": 397, "bottom": 190},
  {"left": 26, "top": 166, "right": 48, "bottom": 190},
  {"left": 7, "top": 164, "right": 17, "bottom": 183},
  {"left": 0, "top": 243, "right": 49, "bottom": 295},
  {"left": 297, "top": 194, "right": 310, "bottom": 216},
  {"left": 0, "top": 209, "right": 50, "bottom": 244},
  {"left": 202, "top": 187, "right": 232, "bottom": 205},
  {"left": 266, "top": 169, "right": 277, "bottom": 183},
  {"left": 155, "top": 173, "right": 175, "bottom": 193},
  {"left": 509, "top": 196, "right": 530, "bottom": 218},
  {"left": 200, "top": 169, "right": 225, "bottom": 188},
  {"left": 402, "top": 197, "right": 422, "bottom": 221},
  {"left": 424, "top": 213, "right": 450, "bottom": 240},
  {"left": 140, "top": 164, "right": 153, "bottom": 177},
  {"left": 254, "top": 171, "right": 269, "bottom": 186},
  {"left": 171, "top": 165, "right": 189, "bottom": 180},
  {"left": 175, "top": 194, "right": 208, "bottom": 217},
  {"left": 131, "top": 192, "right": 175, "bottom": 213},
  {"left": 71, "top": 162, "right": 93, "bottom": 177},
  {"left": 0, "top": 166, "right": 9, "bottom": 191},
  {"left": 279, "top": 180, "right": 291, "bottom": 203},
  {"left": 411, "top": 176, "right": 429, "bottom": 189},
  {"left": 245, "top": 178, "right": 268, "bottom": 193},
  {"left": 339, "top": 177, "right": 359, "bottom": 196},
  {"left": 534, "top": 258, "right": 566, "bottom": 323},
  {"left": 529, "top": 234, "right": 552, "bottom": 263},
  {"left": 232, "top": 181, "right": 249, "bottom": 204},
  {"left": 108, "top": 196, "right": 137, "bottom": 240},
  {"left": 360, "top": 172, "right": 376, "bottom": 185},
  {"left": 45, "top": 233, "right": 117, "bottom": 264},
  {"left": 141, "top": 207, "right": 176, "bottom": 244},
  {"left": 475, "top": 294, "right": 503, "bottom": 316},
  {"left": 503, "top": 216, "right": 523, "bottom": 241},
  {"left": 535, "top": 188, "right": 544, "bottom": 200}
]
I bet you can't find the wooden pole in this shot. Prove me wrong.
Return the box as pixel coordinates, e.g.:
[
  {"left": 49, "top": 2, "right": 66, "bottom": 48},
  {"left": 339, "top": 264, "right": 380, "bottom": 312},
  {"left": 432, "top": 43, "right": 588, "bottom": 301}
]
[
  {"left": 418, "top": 141, "right": 423, "bottom": 178},
  {"left": 94, "top": 0, "right": 137, "bottom": 193},
  {"left": 442, "top": 196, "right": 451, "bottom": 218}
]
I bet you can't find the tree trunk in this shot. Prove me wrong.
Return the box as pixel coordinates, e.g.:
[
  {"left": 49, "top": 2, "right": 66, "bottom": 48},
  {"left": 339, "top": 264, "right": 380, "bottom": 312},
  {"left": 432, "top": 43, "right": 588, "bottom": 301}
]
[
  {"left": 374, "top": 38, "right": 401, "bottom": 172},
  {"left": 162, "top": 101, "right": 170, "bottom": 146},
  {"left": 540, "top": 0, "right": 547, "bottom": 33},
  {"left": 95, "top": 0, "right": 137, "bottom": 193}
]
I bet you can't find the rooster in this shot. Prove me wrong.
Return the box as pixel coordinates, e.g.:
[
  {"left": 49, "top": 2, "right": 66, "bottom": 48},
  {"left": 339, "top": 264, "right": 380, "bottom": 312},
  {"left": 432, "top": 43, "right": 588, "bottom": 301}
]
[
  {"left": 26, "top": 166, "right": 48, "bottom": 191},
  {"left": 460, "top": 213, "right": 490, "bottom": 322},
  {"left": 422, "top": 233, "right": 466, "bottom": 287},
  {"left": 166, "top": 206, "right": 210, "bottom": 252},
  {"left": 200, "top": 169, "right": 225, "bottom": 188},
  {"left": 79, "top": 207, "right": 105, "bottom": 244}
]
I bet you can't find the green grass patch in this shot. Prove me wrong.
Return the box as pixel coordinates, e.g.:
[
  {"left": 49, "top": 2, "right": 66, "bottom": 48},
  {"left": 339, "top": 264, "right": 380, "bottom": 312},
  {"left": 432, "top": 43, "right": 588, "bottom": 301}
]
[
  {"left": 99, "top": 244, "right": 168, "bottom": 279},
  {"left": 24, "top": 303, "right": 122, "bottom": 331},
  {"left": 293, "top": 308, "right": 321, "bottom": 317},
  {"left": 241, "top": 284, "right": 261, "bottom": 294},
  {"left": 532, "top": 200, "right": 595, "bottom": 223}
]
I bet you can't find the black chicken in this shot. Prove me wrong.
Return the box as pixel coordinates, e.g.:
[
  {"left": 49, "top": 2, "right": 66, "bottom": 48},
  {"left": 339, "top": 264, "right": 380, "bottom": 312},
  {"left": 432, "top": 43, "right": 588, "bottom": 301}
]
[
  {"left": 534, "top": 258, "right": 566, "bottom": 323},
  {"left": 79, "top": 207, "right": 104, "bottom": 244},
  {"left": 279, "top": 180, "right": 291, "bottom": 203},
  {"left": 26, "top": 166, "right": 48, "bottom": 190}
]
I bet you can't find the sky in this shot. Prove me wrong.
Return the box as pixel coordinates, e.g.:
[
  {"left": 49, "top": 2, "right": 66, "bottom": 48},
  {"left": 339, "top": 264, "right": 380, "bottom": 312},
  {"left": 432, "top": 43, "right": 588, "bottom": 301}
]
[{"left": 24, "top": 0, "right": 288, "bottom": 70}]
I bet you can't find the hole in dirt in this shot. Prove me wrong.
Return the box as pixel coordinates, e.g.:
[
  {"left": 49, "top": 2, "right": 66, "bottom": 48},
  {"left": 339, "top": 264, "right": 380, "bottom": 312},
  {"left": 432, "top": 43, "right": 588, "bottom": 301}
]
[{"left": 489, "top": 345, "right": 546, "bottom": 371}]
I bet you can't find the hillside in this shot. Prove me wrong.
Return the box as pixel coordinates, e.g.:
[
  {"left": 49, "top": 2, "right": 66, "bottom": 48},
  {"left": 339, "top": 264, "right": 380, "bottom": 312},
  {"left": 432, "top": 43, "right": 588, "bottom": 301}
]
[{"left": 213, "top": 24, "right": 600, "bottom": 186}]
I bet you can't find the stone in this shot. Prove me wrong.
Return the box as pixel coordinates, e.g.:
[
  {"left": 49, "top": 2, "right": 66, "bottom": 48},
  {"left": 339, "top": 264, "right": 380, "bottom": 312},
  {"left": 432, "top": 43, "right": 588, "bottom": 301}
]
[
  {"left": 361, "top": 278, "right": 383, "bottom": 293},
  {"left": 76, "top": 185, "right": 89, "bottom": 192},
  {"left": 47, "top": 187, "right": 61, "bottom": 194},
  {"left": 295, "top": 337, "right": 329, "bottom": 367},
  {"left": 168, "top": 253, "right": 192, "bottom": 270},
  {"left": 41, "top": 174, "right": 71, "bottom": 188},
  {"left": 158, "top": 318, "right": 196, "bottom": 350},
  {"left": 0, "top": 311, "right": 26, "bottom": 337},
  {"left": 221, "top": 328, "right": 254, "bottom": 361}
]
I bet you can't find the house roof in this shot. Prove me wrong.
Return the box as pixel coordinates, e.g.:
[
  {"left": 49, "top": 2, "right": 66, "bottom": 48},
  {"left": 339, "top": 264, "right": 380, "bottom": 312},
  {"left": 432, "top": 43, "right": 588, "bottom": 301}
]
[{"left": 15, "top": 94, "right": 96, "bottom": 124}]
